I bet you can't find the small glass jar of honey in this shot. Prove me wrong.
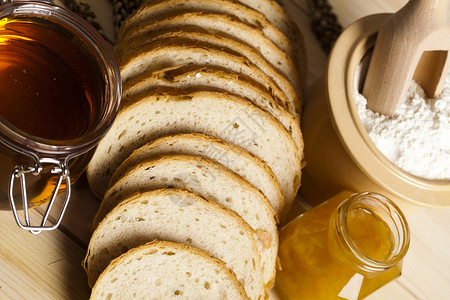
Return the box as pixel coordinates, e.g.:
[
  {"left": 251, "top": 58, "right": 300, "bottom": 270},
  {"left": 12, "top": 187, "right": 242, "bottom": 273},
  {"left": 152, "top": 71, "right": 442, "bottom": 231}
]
[
  {"left": 276, "top": 191, "right": 410, "bottom": 299},
  {"left": 0, "top": 1, "right": 121, "bottom": 233}
]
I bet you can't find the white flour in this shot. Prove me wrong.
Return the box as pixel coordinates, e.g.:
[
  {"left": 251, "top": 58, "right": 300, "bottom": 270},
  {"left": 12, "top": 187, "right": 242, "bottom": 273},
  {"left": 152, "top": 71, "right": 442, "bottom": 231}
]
[{"left": 355, "top": 75, "right": 450, "bottom": 181}]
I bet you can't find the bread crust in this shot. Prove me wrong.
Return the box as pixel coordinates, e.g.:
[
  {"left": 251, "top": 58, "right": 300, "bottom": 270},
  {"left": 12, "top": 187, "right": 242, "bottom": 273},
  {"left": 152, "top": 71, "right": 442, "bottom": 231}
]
[
  {"left": 122, "top": 63, "right": 290, "bottom": 113},
  {"left": 118, "top": 0, "right": 295, "bottom": 60},
  {"left": 108, "top": 132, "right": 284, "bottom": 217},
  {"left": 84, "top": 188, "right": 264, "bottom": 299},
  {"left": 90, "top": 240, "right": 249, "bottom": 299},
  {"left": 86, "top": 89, "right": 301, "bottom": 216},
  {"left": 121, "top": 63, "right": 302, "bottom": 150},
  {"left": 118, "top": 36, "right": 297, "bottom": 112},
  {"left": 117, "top": 11, "right": 302, "bottom": 113},
  {"left": 237, "top": 0, "right": 308, "bottom": 86},
  {"left": 116, "top": 25, "right": 302, "bottom": 114},
  {"left": 94, "top": 153, "right": 278, "bottom": 286}
]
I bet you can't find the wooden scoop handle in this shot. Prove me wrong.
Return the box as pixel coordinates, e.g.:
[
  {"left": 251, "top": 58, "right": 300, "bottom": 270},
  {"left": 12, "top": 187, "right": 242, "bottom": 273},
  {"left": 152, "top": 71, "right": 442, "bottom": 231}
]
[{"left": 363, "top": 0, "right": 450, "bottom": 116}]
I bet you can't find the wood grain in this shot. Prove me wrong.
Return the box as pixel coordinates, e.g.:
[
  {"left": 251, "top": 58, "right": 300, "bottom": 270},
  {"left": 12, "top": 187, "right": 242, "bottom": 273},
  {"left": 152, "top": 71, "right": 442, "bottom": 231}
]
[{"left": 0, "top": 210, "right": 90, "bottom": 300}]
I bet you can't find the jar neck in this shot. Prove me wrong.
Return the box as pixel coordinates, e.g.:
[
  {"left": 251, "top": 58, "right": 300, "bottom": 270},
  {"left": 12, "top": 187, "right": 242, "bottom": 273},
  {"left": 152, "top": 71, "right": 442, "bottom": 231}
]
[{"left": 328, "top": 192, "right": 410, "bottom": 277}]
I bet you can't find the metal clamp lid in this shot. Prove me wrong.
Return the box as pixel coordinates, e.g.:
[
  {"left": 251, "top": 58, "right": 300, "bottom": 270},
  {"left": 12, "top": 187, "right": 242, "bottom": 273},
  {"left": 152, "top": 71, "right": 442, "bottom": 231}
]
[
  {"left": 0, "top": 121, "right": 74, "bottom": 234},
  {"left": 8, "top": 157, "right": 71, "bottom": 234}
]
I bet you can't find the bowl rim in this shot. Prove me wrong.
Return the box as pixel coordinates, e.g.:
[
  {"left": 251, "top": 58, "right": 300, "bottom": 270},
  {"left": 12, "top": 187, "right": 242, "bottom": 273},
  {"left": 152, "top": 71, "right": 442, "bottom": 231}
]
[{"left": 327, "top": 13, "right": 450, "bottom": 207}]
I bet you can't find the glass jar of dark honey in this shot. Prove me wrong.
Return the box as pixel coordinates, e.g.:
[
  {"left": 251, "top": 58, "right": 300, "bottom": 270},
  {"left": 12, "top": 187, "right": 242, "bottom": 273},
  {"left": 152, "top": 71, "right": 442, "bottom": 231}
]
[
  {"left": 276, "top": 191, "right": 410, "bottom": 299},
  {"left": 0, "top": 0, "right": 121, "bottom": 233}
]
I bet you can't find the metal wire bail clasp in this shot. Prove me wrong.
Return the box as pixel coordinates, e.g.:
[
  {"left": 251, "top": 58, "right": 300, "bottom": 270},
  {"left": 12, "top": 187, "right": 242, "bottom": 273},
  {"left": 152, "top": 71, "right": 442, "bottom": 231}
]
[{"left": 8, "top": 158, "right": 71, "bottom": 234}]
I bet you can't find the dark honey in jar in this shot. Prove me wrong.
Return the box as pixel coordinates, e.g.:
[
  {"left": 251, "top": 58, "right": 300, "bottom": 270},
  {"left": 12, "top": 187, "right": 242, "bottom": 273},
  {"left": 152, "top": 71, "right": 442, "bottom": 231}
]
[
  {"left": 0, "top": 16, "right": 103, "bottom": 141},
  {"left": 0, "top": 1, "right": 121, "bottom": 231}
]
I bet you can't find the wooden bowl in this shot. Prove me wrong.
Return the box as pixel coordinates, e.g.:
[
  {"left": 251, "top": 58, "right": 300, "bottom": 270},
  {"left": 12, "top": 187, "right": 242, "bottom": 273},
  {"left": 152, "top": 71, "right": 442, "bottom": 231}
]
[{"left": 300, "top": 13, "right": 450, "bottom": 211}]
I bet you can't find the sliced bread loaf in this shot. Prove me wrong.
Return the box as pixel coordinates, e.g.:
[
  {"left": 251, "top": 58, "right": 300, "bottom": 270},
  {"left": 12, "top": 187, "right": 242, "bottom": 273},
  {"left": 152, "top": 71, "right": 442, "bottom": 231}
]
[
  {"left": 96, "top": 154, "right": 278, "bottom": 287},
  {"left": 90, "top": 240, "right": 249, "bottom": 299},
  {"left": 121, "top": 64, "right": 302, "bottom": 149},
  {"left": 108, "top": 133, "right": 284, "bottom": 217},
  {"left": 83, "top": 189, "right": 265, "bottom": 299},
  {"left": 86, "top": 89, "right": 302, "bottom": 217},
  {"left": 116, "top": 11, "right": 301, "bottom": 113},
  {"left": 116, "top": 26, "right": 300, "bottom": 117}
]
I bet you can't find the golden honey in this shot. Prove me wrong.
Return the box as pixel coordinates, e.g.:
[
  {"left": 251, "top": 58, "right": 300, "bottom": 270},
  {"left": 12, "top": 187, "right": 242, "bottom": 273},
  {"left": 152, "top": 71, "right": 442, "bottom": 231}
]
[{"left": 276, "top": 191, "right": 410, "bottom": 299}]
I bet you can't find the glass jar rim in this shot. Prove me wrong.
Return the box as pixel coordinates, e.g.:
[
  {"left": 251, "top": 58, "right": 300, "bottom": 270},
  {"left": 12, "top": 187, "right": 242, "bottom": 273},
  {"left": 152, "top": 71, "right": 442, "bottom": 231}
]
[
  {"left": 0, "top": 0, "right": 121, "bottom": 160},
  {"left": 334, "top": 192, "right": 410, "bottom": 273}
]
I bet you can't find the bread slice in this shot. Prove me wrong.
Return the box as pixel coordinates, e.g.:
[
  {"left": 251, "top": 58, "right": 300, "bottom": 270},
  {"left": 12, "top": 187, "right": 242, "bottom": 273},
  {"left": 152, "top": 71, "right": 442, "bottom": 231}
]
[
  {"left": 116, "top": 11, "right": 301, "bottom": 113},
  {"left": 95, "top": 154, "right": 278, "bottom": 287},
  {"left": 122, "top": 64, "right": 302, "bottom": 149},
  {"left": 118, "top": 0, "right": 295, "bottom": 64},
  {"left": 237, "top": 0, "right": 308, "bottom": 84},
  {"left": 83, "top": 189, "right": 265, "bottom": 299},
  {"left": 90, "top": 240, "right": 249, "bottom": 299},
  {"left": 122, "top": 63, "right": 293, "bottom": 117},
  {"left": 108, "top": 133, "right": 284, "bottom": 217},
  {"left": 117, "top": 36, "right": 293, "bottom": 115},
  {"left": 86, "top": 89, "right": 302, "bottom": 217},
  {"left": 115, "top": 26, "right": 300, "bottom": 115},
  {"left": 237, "top": 0, "right": 295, "bottom": 41}
]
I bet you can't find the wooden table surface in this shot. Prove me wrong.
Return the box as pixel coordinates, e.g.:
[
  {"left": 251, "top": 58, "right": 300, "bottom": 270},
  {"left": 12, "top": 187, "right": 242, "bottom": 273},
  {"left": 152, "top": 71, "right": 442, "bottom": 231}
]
[{"left": 1, "top": 0, "right": 449, "bottom": 299}]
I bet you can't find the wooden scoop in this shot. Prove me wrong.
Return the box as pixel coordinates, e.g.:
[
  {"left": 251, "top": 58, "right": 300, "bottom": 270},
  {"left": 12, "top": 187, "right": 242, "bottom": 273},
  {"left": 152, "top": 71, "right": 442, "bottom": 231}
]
[{"left": 363, "top": 0, "right": 450, "bottom": 117}]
